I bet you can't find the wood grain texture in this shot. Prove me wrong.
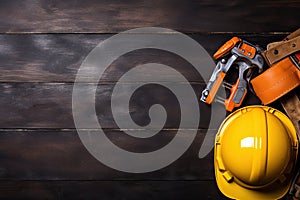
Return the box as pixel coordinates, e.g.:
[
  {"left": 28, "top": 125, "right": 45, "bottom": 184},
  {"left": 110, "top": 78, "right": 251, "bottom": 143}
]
[
  {"left": 0, "top": 0, "right": 298, "bottom": 198},
  {"left": 0, "top": 0, "right": 299, "bottom": 33},
  {"left": 0, "top": 34, "right": 284, "bottom": 83},
  {"left": 0, "top": 129, "right": 216, "bottom": 180},
  {"left": 0, "top": 82, "right": 261, "bottom": 129},
  {"left": 0, "top": 83, "right": 204, "bottom": 129},
  {"left": 0, "top": 180, "right": 227, "bottom": 200}
]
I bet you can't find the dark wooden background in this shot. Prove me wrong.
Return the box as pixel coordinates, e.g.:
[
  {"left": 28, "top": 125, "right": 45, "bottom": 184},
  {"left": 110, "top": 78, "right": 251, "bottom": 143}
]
[{"left": 0, "top": 0, "right": 299, "bottom": 199}]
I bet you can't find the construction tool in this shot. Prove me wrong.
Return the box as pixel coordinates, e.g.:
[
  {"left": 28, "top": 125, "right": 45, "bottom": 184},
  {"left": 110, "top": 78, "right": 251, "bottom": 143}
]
[{"left": 201, "top": 37, "right": 264, "bottom": 111}]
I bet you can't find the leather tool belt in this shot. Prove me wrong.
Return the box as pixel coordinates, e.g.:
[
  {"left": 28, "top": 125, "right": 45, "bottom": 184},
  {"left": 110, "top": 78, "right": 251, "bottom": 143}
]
[
  {"left": 251, "top": 29, "right": 300, "bottom": 105},
  {"left": 252, "top": 29, "right": 300, "bottom": 200},
  {"left": 250, "top": 29, "right": 300, "bottom": 137}
]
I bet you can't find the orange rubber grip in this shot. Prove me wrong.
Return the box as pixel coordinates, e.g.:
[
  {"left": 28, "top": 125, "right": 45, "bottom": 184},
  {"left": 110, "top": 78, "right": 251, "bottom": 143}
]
[
  {"left": 224, "top": 79, "right": 247, "bottom": 112},
  {"left": 213, "top": 37, "right": 241, "bottom": 59},
  {"left": 206, "top": 72, "right": 226, "bottom": 104}
]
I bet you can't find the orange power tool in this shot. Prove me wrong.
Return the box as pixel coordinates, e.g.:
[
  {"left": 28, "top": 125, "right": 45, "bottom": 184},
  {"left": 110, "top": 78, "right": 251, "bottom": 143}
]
[{"left": 200, "top": 37, "right": 264, "bottom": 111}]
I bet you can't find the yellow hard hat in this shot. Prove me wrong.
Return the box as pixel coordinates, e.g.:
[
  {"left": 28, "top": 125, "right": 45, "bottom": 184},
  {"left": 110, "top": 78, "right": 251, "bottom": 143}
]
[{"left": 215, "top": 105, "right": 298, "bottom": 200}]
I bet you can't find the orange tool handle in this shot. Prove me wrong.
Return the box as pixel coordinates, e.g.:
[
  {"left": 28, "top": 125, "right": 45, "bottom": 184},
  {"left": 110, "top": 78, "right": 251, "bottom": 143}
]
[
  {"left": 206, "top": 72, "right": 226, "bottom": 104},
  {"left": 296, "top": 52, "right": 300, "bottom": 61},
  {"left": 213, "top": 37, "right": 241, "bottom": 59},
  {"left": 224, "top": 79, "right": 247, "bottom": 112}
]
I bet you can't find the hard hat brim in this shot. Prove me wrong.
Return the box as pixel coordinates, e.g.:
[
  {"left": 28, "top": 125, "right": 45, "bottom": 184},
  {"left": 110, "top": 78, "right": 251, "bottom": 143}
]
[
  {"left": 215, "top": 167, "right": 293, "bottom": 200},
  {"left": 214, "top": 105, "right": 298, "bottom": 200}
]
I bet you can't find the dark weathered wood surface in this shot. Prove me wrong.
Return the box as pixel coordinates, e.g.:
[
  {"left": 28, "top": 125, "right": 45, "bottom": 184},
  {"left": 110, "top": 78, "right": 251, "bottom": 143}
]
[
  {"left": 0, "top": 0, "right": 299, "bottom": 33},
  {"left": 0, "top": 82, "right": 261, "bottom": 129},
  {"left": 0, "top": 129, "right": 217, "bottom": 180},
  {"left": 0, "top": 83, "right": 214, "bottom": 129},
  {"left": 0, "top": 0, "right": 298, "bottom": 199},
  {"left": 0, "top": 34, "right": 284, "bottom": 83},
  {"left": 0, "top": 181, "right": 227, "bottom": 200}
]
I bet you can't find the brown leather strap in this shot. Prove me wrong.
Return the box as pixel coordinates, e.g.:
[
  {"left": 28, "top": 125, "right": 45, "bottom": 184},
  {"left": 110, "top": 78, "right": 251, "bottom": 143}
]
[
  {"left": 264, "top": 36, "right": 300, "bottom": 66},
  {"left": 289, "top": 169, "right": 300, "bottom": 200},
  {"left": 278, "top": 28, "right": 300, "bottom": 200},
  {"left": 280, "top": 30, "right": 300, "bottom": 140},
  {"left": 251, "top": 28, "right": 300, "bottom": 105},
  {"left": 286, "top": 28, "right": 300, "bottom": 40},
  {"left": 280, "top": 91, "right": 300, "bottom": 139}
]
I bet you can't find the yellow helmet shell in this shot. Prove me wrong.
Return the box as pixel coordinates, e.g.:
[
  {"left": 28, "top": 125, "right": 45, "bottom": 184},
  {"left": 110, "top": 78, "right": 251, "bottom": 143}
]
[{"left": 215, "top": 106, "right": 298, "bottom": 200}]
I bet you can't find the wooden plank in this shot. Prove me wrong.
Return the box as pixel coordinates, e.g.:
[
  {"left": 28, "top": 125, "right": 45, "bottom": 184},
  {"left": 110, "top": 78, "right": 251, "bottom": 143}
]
[
  {"left": 0, "top": 34, "right": 284, "bottom": 83},
  {"left": 0, "top": 81, "right": 260, "bottom": 129},
  {"left": 0, "top": 82, "right": 243, "bottom": 129},
  {"left": 0, "top": 129, "right": 217, "bottom": 180},
  {"left": 0, "top": 0, "right": 299, "bottom": 33},
  {"left": 0, "top": 180, "right": 227, "bottom": 199},
  {"left": 0, "top": 1, "right": 296, "bottom": 199}
]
